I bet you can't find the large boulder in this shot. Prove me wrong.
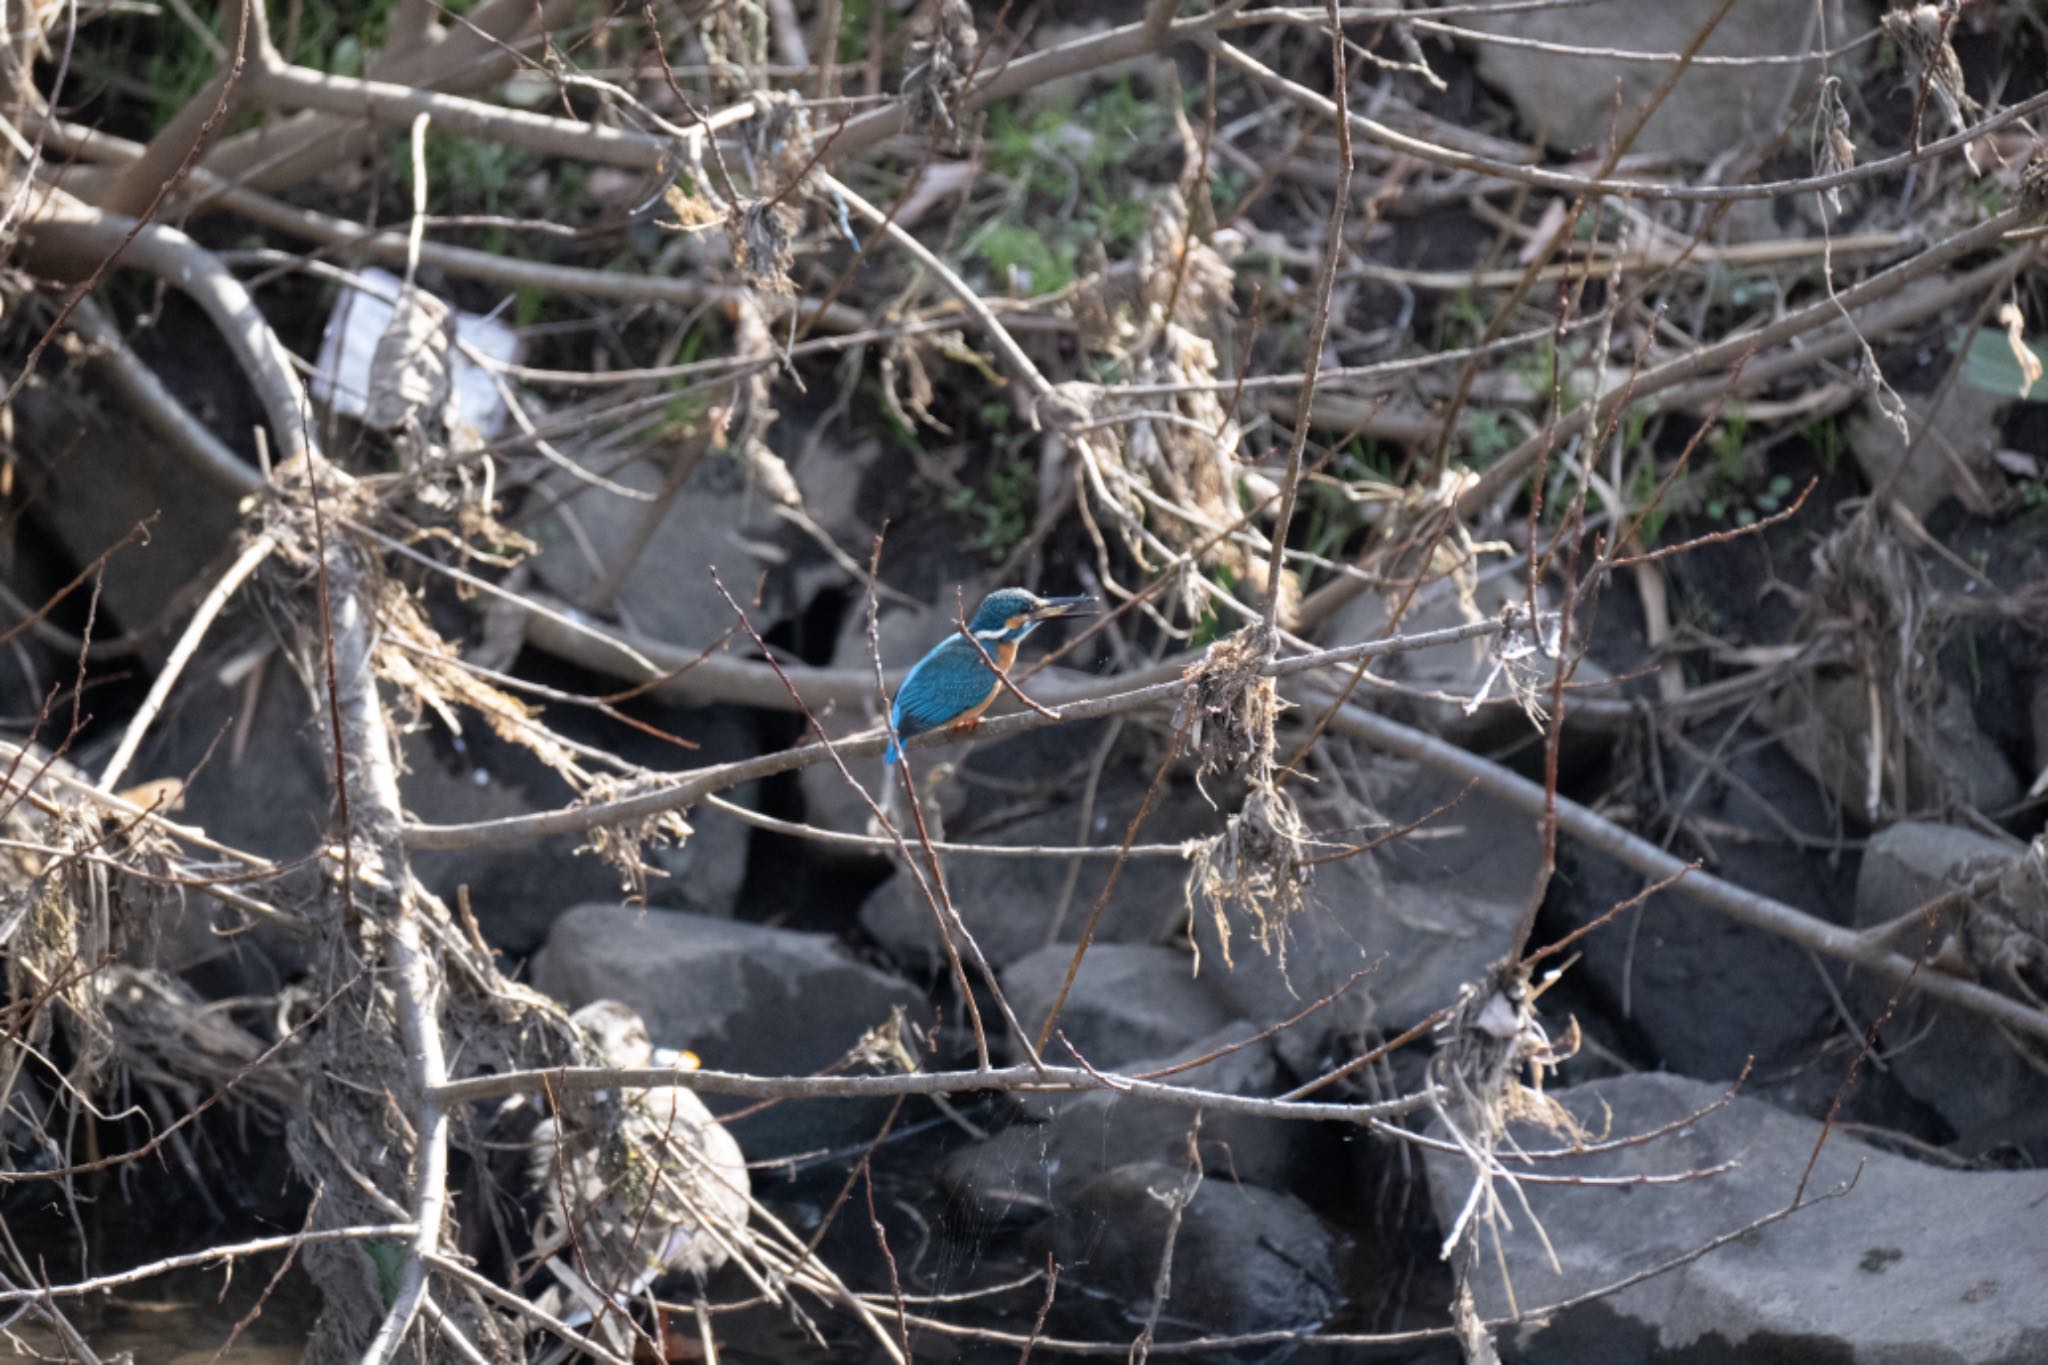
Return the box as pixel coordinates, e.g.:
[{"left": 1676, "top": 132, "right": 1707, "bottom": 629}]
[
  {"left": 1425, "top": 1072, "right": 2048, "bottom": 1363},
  {"left": 1035, "top": 1162, "right": 1344, "bottom": 1350},
  {"left": 533, "top": 903, "right": 923, "bottom": 1154},
  {"left": 861, "top": 778, "right": 1218, "bottom": 970},
  {"left": 1000, "top": 942, "right": 1237, "bottom": 1069},
  {"left": 1855, "top": 821, "right": 2048, "bottom": 1154},
  {"left": 938, "top": 1022, "right": 1294, "bottom": 1222}
]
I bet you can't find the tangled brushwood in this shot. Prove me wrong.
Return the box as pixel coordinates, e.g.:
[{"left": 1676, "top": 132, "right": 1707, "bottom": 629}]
[
  {"left": 6, "top": 0, "right": 2048, "bottom": 1359},
  {"left": 1430, "top": 961, "right": 1583, "bottom": 1320}
]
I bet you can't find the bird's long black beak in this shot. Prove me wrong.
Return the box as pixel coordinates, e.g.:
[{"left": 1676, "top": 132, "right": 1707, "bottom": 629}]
[{"left": 1029, "top": 594, "right": 1095, "bottom": 621}]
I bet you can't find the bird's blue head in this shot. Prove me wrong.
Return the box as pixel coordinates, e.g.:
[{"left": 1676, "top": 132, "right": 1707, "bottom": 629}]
[{"left": 966, "top": 587, "right": 1094, "bottom": 645}]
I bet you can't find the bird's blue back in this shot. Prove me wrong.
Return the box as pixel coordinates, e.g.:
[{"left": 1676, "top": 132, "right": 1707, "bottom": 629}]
[
  {"left": 885, "top": 588, "right": 1086, "bottom": 766},
  {"left": 886, "top": 633, "right": 1003, "bottom": 763}
]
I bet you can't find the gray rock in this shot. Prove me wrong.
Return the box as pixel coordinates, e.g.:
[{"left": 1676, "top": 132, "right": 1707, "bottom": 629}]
[
  {"left": 534, "top": 903, "right": 920, "bottom": 1076},
  {"left": 1194, "top": 766, "right": 1535, "bottom": 1078},
  {"left": 1849, "top": 380, "right": 2007, "bottom": 522},
  {"left": 1857, "top": 821, "right": 2029, "bottom": 925},
  {"left": 15, "top": 374, "right": 244, "bottom": 643},
  {"left": 1468, "top": 0, "right": 1876, "bottom": 163},
  {"left": 1426, "top": 1072, "right": 2048, "bottom": 1364},
  {"left": 1027, "top": 1024, "right": 1286, "bottom": 1190},
  {"left": 941, "top": 1024, "right": 1292, "bottom": 1224},
  {"left": 531, "top": 451, "right": 777, "bottom": 653},
  {"left": 1001, "top": 942, "right": 1236, "bottom": 1069},
  {"left": 1547, "top": 737, "right": 1842, "bottom": 1081},
  {"left": 532, "top": 903, "right": 922, "bottom": 1154},
  {"left": 1774, "top": 671, "right": 2021, "bottom": 821},
  {"left": 1036, "top": 1161, "right": 1343, "bottom": 1344},
  {"left": 1855, "top": 821, "right": 2048, "bottom": 1153},
  {"left": 116, "top": 657, "right": 757, "bottom": 958},
  {"left": 861, "top": 780, "right": 1217, "bottom": 970}
]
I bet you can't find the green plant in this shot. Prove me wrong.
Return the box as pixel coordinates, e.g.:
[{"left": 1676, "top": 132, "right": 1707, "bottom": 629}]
[
  {"left": 972, "top": 77, "right": 1166, "bottom": 293},
  {"left": 1695, "top": 405, "right": 1797, "bottom": 527},
  {"left": 1627, "top": 453, "right": 1672, "bottom": 546},
  {"left": 836, "top": 0, "right": 906, "bottom": 66},
  {"left": 418, "top": 135, "right": 533, "bottom": 224},
  {"left": 1802, "top": 414, "right": 1846, "bottom": 472},
  {"left": 1460, "top": 411, "right": 1515, "bottom": 467},
  {"left": 1706, "top": 403, "right": 1749, "bottom": 482},
  {"left": 975, "top": 222, "right": 1079, "bottom": 294},
  {"left": 1753, "top": 473, "right": 1795, "bottom": 514},
  {"left": 1189, "top": 563, "right": 1238, "bottom": 648},
  {"left": 1442, "top": 290, "right": 1488, "bottom": 349},
  {"left": 945, "top": 442, "right": 1037, "bottom": 560},
  {"left": 1509, "top": 337, "right": 1565, "bottom": 409}
]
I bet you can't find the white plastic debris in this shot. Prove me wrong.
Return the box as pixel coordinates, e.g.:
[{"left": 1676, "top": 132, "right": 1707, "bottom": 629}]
[{"left": 311, "top": 267, "right": 520, "bottom": 438}]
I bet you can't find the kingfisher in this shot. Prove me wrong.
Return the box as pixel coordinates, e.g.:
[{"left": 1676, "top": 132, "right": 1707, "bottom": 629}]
[{"left": 885, "top": 587, "right": 1094, "bottom": 764}]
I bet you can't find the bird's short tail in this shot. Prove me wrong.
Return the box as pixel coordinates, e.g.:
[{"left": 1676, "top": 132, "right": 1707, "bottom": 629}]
[{"left": 877, "top": 732, "right": 905, "bottom": 830}]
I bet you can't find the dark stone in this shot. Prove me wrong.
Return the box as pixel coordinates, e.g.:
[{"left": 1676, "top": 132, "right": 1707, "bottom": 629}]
[
  {"left": 1544, "top": 733, "right": 1849, "bottom": 1080},
  {"left": 1000, "top": 942, "right": 1237, "bottom": 1068},
  {"left": 532, "top": 903, "right": 922, "bottom": 1156},
  {"left": 859, "top": 779, "right": 1217, "bottom": 971},
  {"left": 939, "top": 1023, "right": 1294, "bottom": 1224},
  {"left": 1854, "top": 821, "right": 2048, "bottom": 1155},
  {"left": 1424, "top": 1072, "right": 2048, "bottom": 1363},
  {"left": 1035, "top": 1161, "right": 1344, "bottom": 1347}
]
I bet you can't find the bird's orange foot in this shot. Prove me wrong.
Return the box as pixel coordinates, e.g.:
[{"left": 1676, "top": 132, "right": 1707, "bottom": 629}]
[{"left": 946, "top": 715, "right": 984, "bottom": 737}]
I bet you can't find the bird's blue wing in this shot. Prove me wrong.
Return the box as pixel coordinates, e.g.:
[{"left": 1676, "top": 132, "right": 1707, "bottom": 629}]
[{"left": 890, "top": 635, "right": 992, "bottom": 741}]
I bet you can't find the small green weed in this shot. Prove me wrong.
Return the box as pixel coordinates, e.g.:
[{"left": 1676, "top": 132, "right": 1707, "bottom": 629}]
[
  {"left": 1190, "top": 563, "right": 1238, "bottom": 648},
  {"left": 945, "top": 444, "right": 1037, "bottom": 560},
  {"left": 1802, "top": 414, "right": 1846, "bottom": 472},
  {"left": 975, "top": 222, "right": 1079, "bottom": 295},
  {"left": 1442, "top": 290, "right": 1488, "bottom": 349},
  {"left": 973, "top": 77, "right": 1166, "bottom": 293}
]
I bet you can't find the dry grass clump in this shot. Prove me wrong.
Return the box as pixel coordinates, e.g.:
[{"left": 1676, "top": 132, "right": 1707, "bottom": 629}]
[
  {"left": 1179, "top": 625, "right": 1309, "bottom": 968},
  {"left": 903, "top": 0, "right": 977, "bottom": 132}
]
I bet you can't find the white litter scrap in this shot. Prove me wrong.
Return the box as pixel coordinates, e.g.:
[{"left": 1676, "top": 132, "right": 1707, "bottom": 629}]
[{"left": 312, "top": 267, "right": 520, "bottom": 438}]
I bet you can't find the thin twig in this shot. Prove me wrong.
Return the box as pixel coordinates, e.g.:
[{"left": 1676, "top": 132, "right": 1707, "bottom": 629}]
[{"left": 94, "top": 534, "right": 276, "bottom": 794}]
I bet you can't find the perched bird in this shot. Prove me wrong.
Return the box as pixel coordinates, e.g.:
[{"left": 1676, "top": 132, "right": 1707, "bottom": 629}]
[{"left": 886, "top": 587, "right": 1093, "bottom": 764}]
